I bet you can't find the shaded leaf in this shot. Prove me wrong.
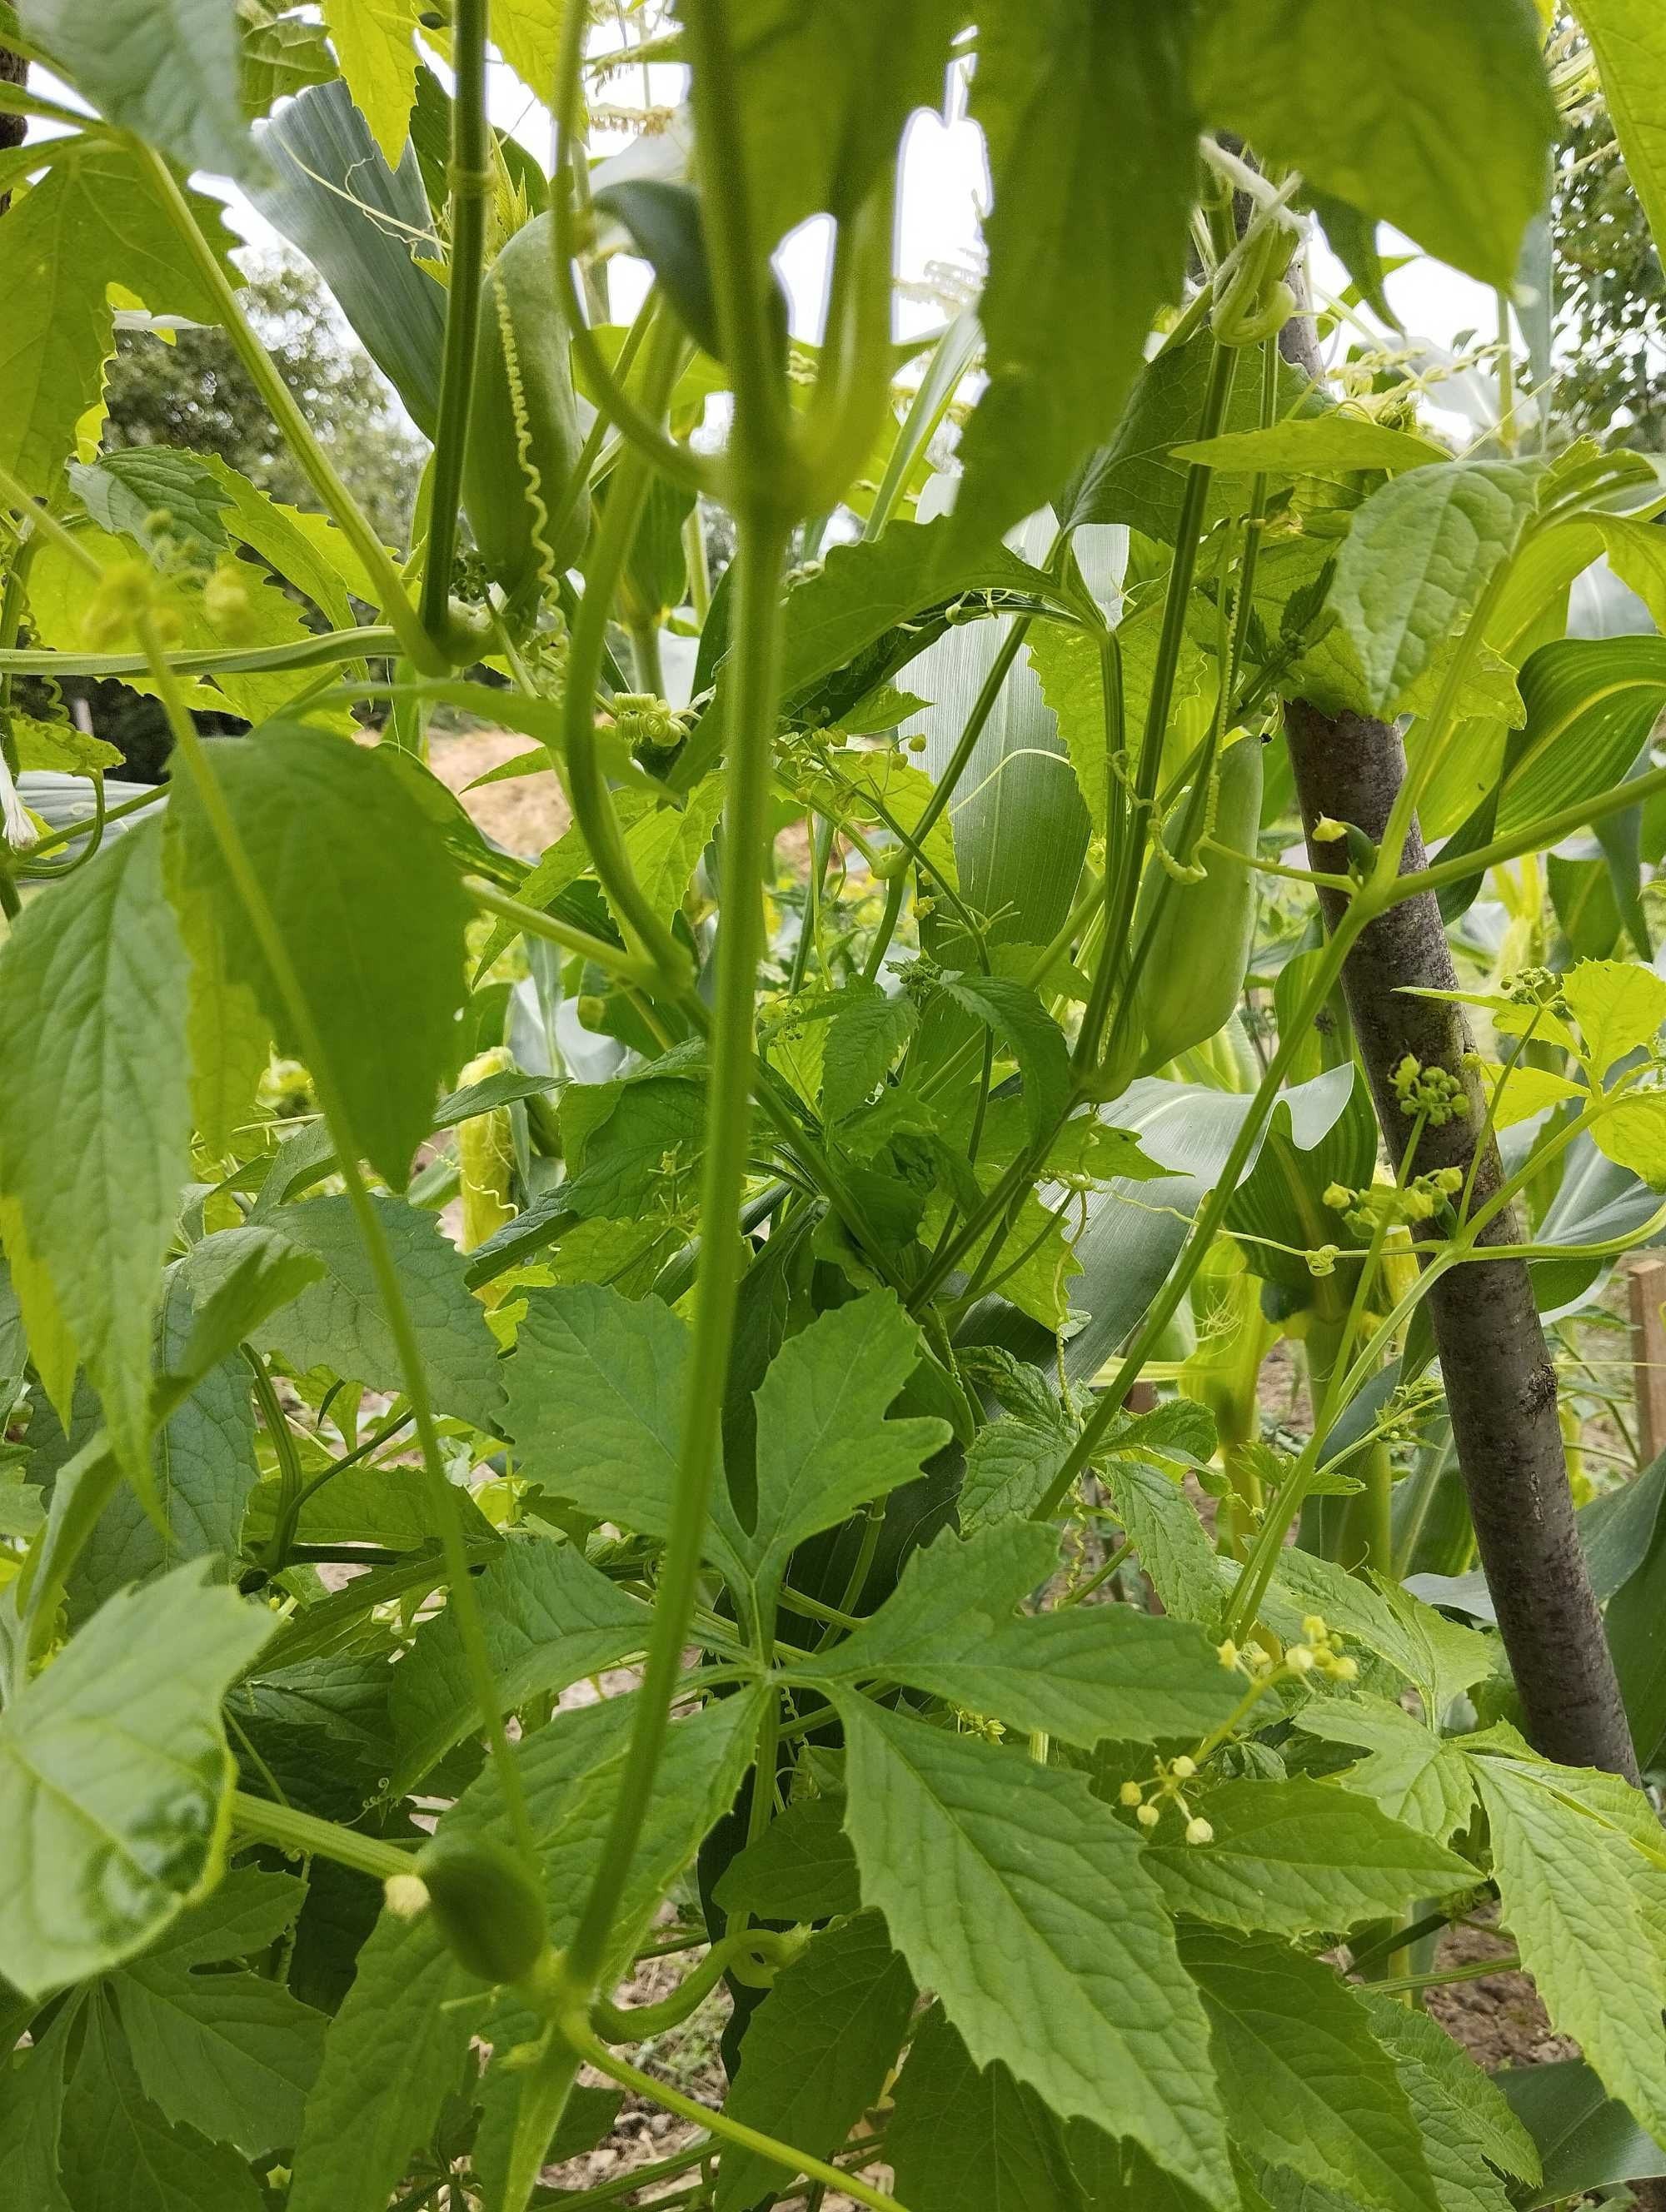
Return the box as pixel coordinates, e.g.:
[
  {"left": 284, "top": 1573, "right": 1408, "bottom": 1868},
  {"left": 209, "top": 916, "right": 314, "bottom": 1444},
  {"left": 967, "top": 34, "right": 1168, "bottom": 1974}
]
[
  {"left": 0, "top": 1998, "right": 74, "bottom": 2211},
  {"left": 1291, "top": 1699, "right": 1476, "bottom": 1843},
  {"left": 890, "top": 2003, "right": 1083, "bottom": 2212},
  {"left": 69, "top": 449, "right": 231, "bottom": 554},
  {"left": 285, "top": 1910, "right": 479, "bottom": 2212},
  {"left": 502, "top": 1283, "right": 686, "bottom": 1538},
  {"left": 716, "top": 1914, "right": 915, "bottom": 2211},
  {"left": 387, "top": 1537, "right": 651, "bottom": 1796},
  {"left": 22, "top": 0, "right": 247, "bottom": 175},
  {"left": 1496, "top": 2056, "right": 1666, "bottom": 2209},
  {"left": 1060, "top": 328, "right": 1319, "bottom": 543},
  {"left": 1357, "top": 1991, "right": 1539, "bottom": 2212},
  {"left": 821, "top": 983, "right": 919, "bottom": 1123},
  {"left": 938, "top": 974, "right": 1071, "bottom": 1150},
  {"left": 680, "top": 518, "right": 1060, "bottom": 790},
  {"left": 0, "top": 141, "right": 239, "bottom": 496},
  {"left": 58, "top": 1992, "right": 263, "bottom": 2212},
  {"left": 1174, "top": 420, "right": 1447, "bottom": 478},
  {"left": 1180, "top": 1928, "right": 1441, "bottom": 2212},
  {"left": 715, "top": 1292, "right": 949, "bottom": 1618},
  {"left": 714, "top": 1791, "right": 862, "bottom": 1924},
  {"left": 1469, "top": 1743, "right": 1666, "bottom": 2140},
  {"left": 212, "top": 1196, "right": 506, "bottom": 1432},
  {"left": 113, "top": 1875, "right": 325, "bottom": 2155}
]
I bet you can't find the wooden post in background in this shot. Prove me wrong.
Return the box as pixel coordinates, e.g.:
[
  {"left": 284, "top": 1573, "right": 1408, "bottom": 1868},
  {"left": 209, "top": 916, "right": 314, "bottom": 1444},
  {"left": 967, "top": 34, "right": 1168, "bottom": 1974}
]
[{"left": 1629, "top": 1256, "right": 1666, "bottom": 1467}]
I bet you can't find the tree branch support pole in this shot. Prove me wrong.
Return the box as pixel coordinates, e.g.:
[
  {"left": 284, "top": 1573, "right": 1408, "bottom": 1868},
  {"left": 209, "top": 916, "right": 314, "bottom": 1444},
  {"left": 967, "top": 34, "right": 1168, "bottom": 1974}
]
[{"left": 1284, "top": 700, "right": 1640, "bottom": 1782}]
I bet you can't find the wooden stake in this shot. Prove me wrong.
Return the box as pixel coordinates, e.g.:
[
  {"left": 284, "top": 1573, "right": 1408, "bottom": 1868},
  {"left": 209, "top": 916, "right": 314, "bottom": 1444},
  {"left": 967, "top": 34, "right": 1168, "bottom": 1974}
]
[{"left": 1629, "top": 1256, "right": 1666, "bottom": 1467}]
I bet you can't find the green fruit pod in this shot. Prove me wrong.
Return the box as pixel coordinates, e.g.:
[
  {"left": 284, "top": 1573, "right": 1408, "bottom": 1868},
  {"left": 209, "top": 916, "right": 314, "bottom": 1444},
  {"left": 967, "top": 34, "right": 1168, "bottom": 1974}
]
[
  {"left": 1131, "top": 735, "right": 1264, "bottom": 1073},
  {"left": 462, "top": 212, "right": 590, "bottom": 599},
  {"left": 415, "top": 1833, "right": 548, "bottom": 1985}
]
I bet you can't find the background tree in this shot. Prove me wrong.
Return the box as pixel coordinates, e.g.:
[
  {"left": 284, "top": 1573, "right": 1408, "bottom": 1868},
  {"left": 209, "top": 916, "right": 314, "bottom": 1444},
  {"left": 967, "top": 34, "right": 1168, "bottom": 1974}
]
[
  {"left": 1550, "top": 18, "right": 1666, "bottom": 444},
  {"left": 103, "top": 255, "right": 423, "bottom": 551},
  {"left": 34, "top": 256, "right": 423, "bottom": 777}
]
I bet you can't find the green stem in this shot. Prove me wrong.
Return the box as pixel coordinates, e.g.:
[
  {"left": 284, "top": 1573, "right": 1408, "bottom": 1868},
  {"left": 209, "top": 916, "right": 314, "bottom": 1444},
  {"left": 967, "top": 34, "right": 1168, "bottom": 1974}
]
[
  {"left": 264, "top": 1408, "right": 417, "bottom": 1571},
  {"left": 1403, "top": 754, "right": 1666, "bottom": 899},
  {"left": 914, "top": 617, "right": 1031, "bottom": 857},
  {"left": 1365, "top": 1953, "right": 1516, "bottom": 1998},
  {"left": 591, "top": 1928, "right": 800, "bottom": 2042},
  {"left": 564, "top": 2024, "right": 905, "bottom": 2212},
  {"left": 859, "top": 605, "right": 1039, "bottom": 983},
  {"left": 244, "top": 1351, "right": 306, "bottom": 1567},
  {"left": 860, "top": 869, "right": 907, "bottom": 985},
  {"left": 1369, "top": 555, "right": 1517, "bottom": 889},
  {"left": 1089, "top": 339, "right": 1239, "bottom": 1084},
  {"left": 1459, "top": 1007, "right": 1546, "bottom": 1223},
  {"left": 138, "top": 618, "right": 533, "bottom": 1868},
  {"left": 465, "top": 875, "right": 664, "bottom": 990},
  {"left": 1071, "top": 625, "right": 1126, "bottom": 1074},
  {"left": 685, "top": 503, "right": 712, "bottom": 624},
  {"left": 906, "top": 1132, "right": 1044, "bottom": 1312},
  {"left": 0, "top": 624, "right": 399, "bottom": 680},
  {"left": 1035, "top": 896, "right": 1371, "bottom": 1522},
  {"left": 546, "top": 2138, "right": 716, "bottom": 2210},
  {"left": 1063, "top": 1535, "right": 1137, "bottom": 1607},
  {"left": 801, "top": 169, "right": 898, "bottom": 509},
  {"left": 560, "top": 323, "right": 693, "bottom": 991},
  {"left": 630, "top": 618, "right": 666, "bottom": 695},
  {"left": 0, "top": 77, "right": 85, "bottom": 121},
  {"left": 1349, "top": 1899, "right": 1481, "bottom": 1975},
  {"left": 0, "top": 525, "right": 37, "bottom": 779},
  {"left": 230, "top": 1789, "right": 416, "bottom": 1881},
  {"left": 680, "top": 0, "right": 794, "bottom": 491},
  {"left": 135, "top": 147, "right": 440, "bottom": 674},
  {"left": 562, "top": 506, "right": 791, "bottom": 1992},
  {"left": 1225, "top": 336, "right": 1279, "bottom": 701},
  {"left": 776, "top": 1581, "right": 864, "bottom": 1635},
  {"left": 786, "top": 812, "right": 831, "bottom": 994},
  {"left": 417, "top": 0, "right": 491, "bottom": 647},
  {"left": 816, "top": 1502, "right": 885, "bottom": 1646},
  {"left": 505, "top": 2041, "right": 584, "bottom": 2211},
  {"left": 551, "top": 7, "right": 707, "bottom": 493}
]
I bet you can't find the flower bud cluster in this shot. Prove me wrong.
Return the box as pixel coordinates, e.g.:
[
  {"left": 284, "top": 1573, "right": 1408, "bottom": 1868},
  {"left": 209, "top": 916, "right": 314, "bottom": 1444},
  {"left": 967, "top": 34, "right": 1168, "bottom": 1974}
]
[
  {"left": 1389, "top": 1054, "right": 1467, "bottom": 1126},
  {"left": 1322, "top": 1165, "right": 1463, "bottom": 1239},
  {"left": 1217, "top": 1614, "right": 1358, "bottom": 1686},
  {"left": 1117, "top": 1755, "right": 1214, "bottom": 1846}
]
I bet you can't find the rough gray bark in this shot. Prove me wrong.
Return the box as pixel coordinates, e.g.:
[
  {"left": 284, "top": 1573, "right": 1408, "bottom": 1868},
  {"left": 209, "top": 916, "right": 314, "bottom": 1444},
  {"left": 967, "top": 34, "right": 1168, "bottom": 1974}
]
[{"left": 1284, "top": 700, "right": 1641, "bottom": 1782}]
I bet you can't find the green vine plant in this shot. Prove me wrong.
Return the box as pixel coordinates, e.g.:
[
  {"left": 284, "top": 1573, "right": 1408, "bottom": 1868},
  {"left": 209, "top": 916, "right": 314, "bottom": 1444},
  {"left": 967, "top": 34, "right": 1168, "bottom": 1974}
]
[{"left": 5, "top": 2, "right": 1666, "bottom": 2210}]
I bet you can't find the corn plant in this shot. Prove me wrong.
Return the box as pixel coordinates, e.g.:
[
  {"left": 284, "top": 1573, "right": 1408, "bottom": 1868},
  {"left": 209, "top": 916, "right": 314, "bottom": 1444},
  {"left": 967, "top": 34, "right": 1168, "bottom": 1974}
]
[{"left": 3, "top": 3, "right": 1666, "bottom": 2210}]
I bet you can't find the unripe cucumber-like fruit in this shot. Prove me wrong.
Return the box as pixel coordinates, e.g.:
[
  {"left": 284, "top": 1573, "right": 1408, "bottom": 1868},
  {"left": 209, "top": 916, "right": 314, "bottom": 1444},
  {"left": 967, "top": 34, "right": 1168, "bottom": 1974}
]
[
  {"left": 415, "top": 1834, "right": 548, "bottom": 1985},
  {"left": 1131, "top": 736, "right": 1263, "bottom": 1074},
  {"left": 462, "top": 213, "right": 590, "bottom": 599}
]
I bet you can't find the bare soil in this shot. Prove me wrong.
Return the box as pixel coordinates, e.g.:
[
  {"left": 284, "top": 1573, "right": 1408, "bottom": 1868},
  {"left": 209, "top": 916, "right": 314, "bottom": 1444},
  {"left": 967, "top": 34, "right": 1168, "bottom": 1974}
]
[
  {"left": 1424, "top": 1921, "right": 1579, "bottom": 2073},
  {"left": 428, "top": 728, "right": 571, "bottom": 856}
]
